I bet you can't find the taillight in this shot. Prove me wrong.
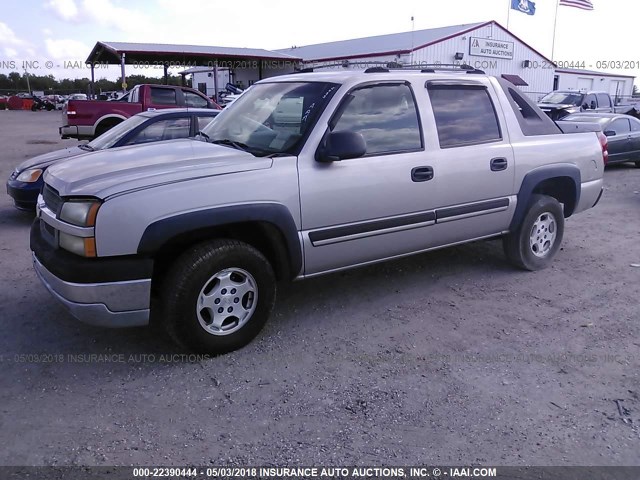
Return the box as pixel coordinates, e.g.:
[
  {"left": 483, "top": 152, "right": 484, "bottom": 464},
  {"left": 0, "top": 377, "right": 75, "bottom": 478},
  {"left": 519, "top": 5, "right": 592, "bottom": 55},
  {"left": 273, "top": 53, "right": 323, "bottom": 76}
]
[
  {"left": 597, "top": 131, "right": 608, "bottom": 165},
  {"left": 66, "top": 110, "right": 77, "bottom": 116}
]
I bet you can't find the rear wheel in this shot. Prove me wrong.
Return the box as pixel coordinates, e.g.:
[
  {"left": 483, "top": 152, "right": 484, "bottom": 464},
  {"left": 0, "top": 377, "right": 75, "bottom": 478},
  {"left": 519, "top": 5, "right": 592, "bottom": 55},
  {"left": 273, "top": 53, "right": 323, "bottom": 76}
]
[
  {"left": 503, "top": 194, "right": 564, "bottom": 271},
  {"left": 94, "top": 120, "right": 121, "bottom": 138},
  {"left": 160, "top": 239, "right": 276, "bottom": 354}
]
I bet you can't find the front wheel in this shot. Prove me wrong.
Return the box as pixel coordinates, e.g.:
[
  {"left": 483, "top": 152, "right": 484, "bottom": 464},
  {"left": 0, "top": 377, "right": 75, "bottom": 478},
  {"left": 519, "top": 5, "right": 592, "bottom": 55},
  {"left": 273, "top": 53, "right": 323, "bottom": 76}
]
[
  {"left": 503, "top": 194, "right": 564, "bottom": 271},
  {"left": 160, "top": 239, "right": 276, "bottom": 354}
]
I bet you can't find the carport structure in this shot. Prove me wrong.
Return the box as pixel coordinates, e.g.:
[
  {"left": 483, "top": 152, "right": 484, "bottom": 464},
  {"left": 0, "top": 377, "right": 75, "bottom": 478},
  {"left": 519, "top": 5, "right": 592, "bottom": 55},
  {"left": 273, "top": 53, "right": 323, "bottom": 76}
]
[{"left": 85, "top": 41, "right": 302, "bottom": 97}]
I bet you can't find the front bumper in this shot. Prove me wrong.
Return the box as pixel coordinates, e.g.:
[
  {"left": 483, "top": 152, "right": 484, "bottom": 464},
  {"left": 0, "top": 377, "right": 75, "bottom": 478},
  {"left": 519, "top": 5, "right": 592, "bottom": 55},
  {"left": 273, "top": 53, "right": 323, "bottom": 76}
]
[
  {"left": 31, "top": 220, "right": 153, "bottom": 328},
  {"left": 6, "top": 177, "right": 42, "bottom": 210}
]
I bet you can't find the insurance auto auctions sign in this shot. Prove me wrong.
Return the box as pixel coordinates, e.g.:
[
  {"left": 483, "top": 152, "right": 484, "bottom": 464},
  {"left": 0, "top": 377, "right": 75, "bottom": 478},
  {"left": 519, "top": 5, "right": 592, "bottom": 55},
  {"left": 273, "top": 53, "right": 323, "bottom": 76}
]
[{"left": 469, "top": 37, "right": 514, "bottom": 60}]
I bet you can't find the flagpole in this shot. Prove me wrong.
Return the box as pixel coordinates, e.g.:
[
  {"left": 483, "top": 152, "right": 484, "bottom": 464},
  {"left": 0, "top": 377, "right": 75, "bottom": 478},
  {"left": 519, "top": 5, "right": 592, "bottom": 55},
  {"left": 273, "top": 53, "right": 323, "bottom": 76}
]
[
  {"left": 506, "top": 0, "right": 512, "bottom": 30},
  {"left": 551, "top": 0, "right": 560, "bottom": 61}
]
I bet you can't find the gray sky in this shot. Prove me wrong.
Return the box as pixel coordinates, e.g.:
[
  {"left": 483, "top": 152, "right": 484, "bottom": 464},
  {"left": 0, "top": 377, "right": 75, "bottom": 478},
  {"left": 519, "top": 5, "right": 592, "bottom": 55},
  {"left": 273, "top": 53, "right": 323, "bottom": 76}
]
[{"left": 1, "top": 0, "right": 638, "bottom": 83}]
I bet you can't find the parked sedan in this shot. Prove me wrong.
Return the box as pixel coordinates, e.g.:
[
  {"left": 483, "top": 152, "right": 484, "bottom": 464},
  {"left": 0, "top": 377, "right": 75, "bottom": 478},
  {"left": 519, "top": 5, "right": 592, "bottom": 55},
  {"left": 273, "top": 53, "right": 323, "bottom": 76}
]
[
  {"left": 6, "top": 108, "right": 220, "bottom": 210},
  {"left": 563, "top": 113, "right": 640, "bottom": 166}
]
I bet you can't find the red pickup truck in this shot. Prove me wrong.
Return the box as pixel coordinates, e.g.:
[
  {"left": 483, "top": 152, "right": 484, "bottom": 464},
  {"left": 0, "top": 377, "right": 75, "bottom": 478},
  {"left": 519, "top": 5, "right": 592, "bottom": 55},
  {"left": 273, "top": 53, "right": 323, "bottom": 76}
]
[{"left": 60, "top": 84, "right": 219, "bottom": 140}]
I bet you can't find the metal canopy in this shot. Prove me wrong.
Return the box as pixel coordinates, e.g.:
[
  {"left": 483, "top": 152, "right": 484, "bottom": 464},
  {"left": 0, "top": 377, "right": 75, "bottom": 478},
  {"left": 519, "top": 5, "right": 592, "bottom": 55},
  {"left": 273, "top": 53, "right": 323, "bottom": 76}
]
[{"left": 86, "top": 41, "right": 302, "bottom": 66}]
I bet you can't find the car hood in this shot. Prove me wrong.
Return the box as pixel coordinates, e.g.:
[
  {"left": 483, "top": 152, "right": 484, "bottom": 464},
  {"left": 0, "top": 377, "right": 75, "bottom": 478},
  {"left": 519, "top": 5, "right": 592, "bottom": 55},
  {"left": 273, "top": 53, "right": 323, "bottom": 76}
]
[
  {"left": 16, "top": 145, "right": 88, "bottom": 172},
  {"left": 44, "top": 139, "right": 273, "bottom": 198},
  {"left": 537, "top": 103, "right": 578, "bottom": 111}
]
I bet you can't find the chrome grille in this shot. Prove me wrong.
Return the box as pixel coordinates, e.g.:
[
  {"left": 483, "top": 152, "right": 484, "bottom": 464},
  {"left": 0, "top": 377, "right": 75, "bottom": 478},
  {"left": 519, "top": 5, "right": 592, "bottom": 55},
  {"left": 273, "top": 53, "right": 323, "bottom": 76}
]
[{"left": 42, "top": 184, "right": 63, "bottom": 215}]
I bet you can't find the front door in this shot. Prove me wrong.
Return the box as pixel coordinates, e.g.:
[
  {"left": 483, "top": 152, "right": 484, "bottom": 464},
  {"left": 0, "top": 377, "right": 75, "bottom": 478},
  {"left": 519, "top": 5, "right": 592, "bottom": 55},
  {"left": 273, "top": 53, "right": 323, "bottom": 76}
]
[{"left": 298, "top": 81, "right": 439, "bottom": 275}]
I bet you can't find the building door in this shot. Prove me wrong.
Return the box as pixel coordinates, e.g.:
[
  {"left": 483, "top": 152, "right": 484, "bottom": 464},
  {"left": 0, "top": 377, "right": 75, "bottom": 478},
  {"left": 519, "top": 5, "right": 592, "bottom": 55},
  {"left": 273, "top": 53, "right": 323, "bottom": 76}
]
[
  {"left": 553, "top": 75, "right": 559, "bottom": 90},
  {"left": 577, "top": 77, "right": 593, "bottom": 92},
  {"left": 197, "top": 82, "right": 207, "bottom": 95}
]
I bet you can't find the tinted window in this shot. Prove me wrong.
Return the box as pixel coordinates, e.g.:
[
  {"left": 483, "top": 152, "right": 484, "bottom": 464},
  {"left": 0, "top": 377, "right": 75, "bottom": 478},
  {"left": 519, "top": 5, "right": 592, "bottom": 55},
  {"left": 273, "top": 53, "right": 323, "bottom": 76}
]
[
  {"left": 197, "top": 115, "right": 216, "bottom": 131},
  {"left": 609, "top": 118, "right": 631, "bottom": 134},
  {"left": 150, "top": 88, "right": 177, "bottom": 106},
  {"left": 125, "top": 117, "right": 191, "bottom": 144},
  {"left": 184, "top": 90, "right": 209, "bottom": 108},
  {"left": 428, "top": 85, "right": 501, "bottom": 148},
  {"left": 584, "top": 94, "right": 597, "bottom": 109},
  {"left": 596, "top": 93, "right": 611, "bottom": 108},
  {"left": 332, "top": 83, "right": 422, "bottom": 155}
]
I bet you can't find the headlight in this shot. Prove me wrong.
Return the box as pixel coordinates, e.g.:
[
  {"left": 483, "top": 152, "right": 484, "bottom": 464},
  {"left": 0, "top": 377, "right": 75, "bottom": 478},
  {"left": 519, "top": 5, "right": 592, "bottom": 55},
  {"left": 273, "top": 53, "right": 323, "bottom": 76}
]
[
  {"left": 16, "top": 168, "right": 43, "bottom": 182},
  {"left": 59, "top": 200, "right": 101, "bottom": 227}
]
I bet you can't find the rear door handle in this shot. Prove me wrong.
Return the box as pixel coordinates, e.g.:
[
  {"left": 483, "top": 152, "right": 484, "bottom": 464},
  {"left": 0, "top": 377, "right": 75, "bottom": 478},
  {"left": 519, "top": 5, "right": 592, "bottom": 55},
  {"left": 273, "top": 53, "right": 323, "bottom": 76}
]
[
  {"left": 411, "top": 166, "right": 434, "bottom": 182},
  {"left": 490, "top": 157, "right": 508, "bottom": 171}
]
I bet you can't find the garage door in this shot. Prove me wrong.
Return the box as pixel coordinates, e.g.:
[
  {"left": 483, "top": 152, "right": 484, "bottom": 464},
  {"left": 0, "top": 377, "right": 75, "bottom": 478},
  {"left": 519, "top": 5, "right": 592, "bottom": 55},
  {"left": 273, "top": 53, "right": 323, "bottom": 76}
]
[{"left": 577, "top": 77, "right": 593, "bottom": 91}]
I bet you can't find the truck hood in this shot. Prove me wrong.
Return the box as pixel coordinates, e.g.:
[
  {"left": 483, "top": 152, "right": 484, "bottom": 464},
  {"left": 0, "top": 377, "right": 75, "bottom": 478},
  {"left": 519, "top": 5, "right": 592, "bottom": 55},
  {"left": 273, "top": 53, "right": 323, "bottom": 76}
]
[
  {"left": 16, "top": 145, "right": 89, "bottom": 172},
  {"left": 44, "top": 139, "right": 273, "bottom": 198}
]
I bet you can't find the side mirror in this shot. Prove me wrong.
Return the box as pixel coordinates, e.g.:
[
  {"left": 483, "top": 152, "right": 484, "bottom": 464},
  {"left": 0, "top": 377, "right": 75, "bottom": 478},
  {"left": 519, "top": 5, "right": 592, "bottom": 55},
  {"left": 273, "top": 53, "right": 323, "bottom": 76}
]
[
  {"left": 590, "top": 101, "right": 597, "bottom": 110},
  {"left": 582, "top": 103, "right": 589, "bottom": 110},
  {"left": 318, "top": 131, "right": 366, "bottom": 162},
  {"left": 603, "top": 130, "right": 616, "bottom": 137}
]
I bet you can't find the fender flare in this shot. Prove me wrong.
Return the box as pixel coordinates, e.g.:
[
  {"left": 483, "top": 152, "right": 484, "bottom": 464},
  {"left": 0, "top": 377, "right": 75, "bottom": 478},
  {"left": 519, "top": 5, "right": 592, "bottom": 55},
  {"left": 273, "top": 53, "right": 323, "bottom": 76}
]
[
  {"left": 93, "top": 114, "right": 127, "bottom": 134},
  {"left": 137, "top": 203, "right": 302, "bottom": 278},
  {"left": 510, "top": 164, "right": 581, "bottom": 231}
]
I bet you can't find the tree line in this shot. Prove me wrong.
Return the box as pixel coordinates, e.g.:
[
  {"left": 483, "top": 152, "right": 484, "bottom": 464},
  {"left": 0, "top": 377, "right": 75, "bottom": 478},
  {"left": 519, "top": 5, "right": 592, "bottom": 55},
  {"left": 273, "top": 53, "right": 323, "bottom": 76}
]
[{"left": 0, "top": 72, "right": 184, "bottom": 96}]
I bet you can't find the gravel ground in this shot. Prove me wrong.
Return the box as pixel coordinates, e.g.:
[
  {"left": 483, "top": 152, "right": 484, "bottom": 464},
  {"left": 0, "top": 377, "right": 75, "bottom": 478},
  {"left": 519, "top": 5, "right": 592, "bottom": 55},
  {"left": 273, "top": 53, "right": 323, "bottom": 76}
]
[{"left": 0, "top": 110, "right": 639, "bottom": 467}]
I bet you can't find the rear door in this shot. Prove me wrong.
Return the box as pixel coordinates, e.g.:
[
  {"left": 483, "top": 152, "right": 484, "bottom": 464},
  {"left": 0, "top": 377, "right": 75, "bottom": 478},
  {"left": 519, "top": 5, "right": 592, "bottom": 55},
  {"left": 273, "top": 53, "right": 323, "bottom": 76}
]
[{"left": 419, "top": 80, "right": 515, "bottom": 243}]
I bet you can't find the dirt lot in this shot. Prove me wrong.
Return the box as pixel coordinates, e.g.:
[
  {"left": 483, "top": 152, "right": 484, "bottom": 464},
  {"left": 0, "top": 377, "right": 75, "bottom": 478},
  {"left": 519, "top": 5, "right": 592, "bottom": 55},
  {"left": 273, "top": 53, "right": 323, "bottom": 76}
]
[{"left": 0, "top": 110, "right": 639, "bottom": 467}]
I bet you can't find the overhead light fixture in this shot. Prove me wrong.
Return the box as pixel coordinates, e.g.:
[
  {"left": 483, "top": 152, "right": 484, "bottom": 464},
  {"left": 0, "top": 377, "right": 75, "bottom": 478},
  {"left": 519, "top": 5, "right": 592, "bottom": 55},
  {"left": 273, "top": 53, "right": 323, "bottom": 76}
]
[{"left": 454, "top": 52, "right": 464, "bottom": 60}]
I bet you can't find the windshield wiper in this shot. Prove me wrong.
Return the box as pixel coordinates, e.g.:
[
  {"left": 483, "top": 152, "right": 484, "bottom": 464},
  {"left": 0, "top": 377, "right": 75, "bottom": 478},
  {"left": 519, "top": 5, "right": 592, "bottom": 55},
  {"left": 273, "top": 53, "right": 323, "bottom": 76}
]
[
  {"left": 78, "top": 144, "right": 95, "bottom": 151},
  {"left": 211, "top": 139, "right": 252, "bottom": 152}
]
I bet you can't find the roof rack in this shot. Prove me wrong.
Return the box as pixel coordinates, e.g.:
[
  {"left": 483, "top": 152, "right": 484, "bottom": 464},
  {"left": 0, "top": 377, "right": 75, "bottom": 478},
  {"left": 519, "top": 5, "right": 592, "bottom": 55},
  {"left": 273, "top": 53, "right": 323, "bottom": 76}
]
[{"left": 294, "top": 61, "right": 485, "bottom": 75}]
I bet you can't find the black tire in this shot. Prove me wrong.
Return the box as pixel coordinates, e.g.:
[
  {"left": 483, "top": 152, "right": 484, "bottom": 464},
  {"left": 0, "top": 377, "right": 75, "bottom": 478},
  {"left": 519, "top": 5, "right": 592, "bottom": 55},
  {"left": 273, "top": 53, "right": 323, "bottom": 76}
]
[
  {"left": 503, "top": 194, "right": 564, "bottom": 271},
  {"left": 160, "top": 239, "right": 276, "bottom": 354},
  {"left": 94, "top": 121, "right": 120, "bottom": 138},
  {"left": 634, "top": 161, "right": 640, "bottom": 168}
]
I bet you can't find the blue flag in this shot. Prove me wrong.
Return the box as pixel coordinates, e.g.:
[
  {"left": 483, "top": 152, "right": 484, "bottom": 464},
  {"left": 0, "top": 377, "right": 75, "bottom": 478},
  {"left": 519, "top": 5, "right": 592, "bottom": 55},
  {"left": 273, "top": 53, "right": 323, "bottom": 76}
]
[{"left": 511, "top": 0, "right": 536, "bottom": 15}]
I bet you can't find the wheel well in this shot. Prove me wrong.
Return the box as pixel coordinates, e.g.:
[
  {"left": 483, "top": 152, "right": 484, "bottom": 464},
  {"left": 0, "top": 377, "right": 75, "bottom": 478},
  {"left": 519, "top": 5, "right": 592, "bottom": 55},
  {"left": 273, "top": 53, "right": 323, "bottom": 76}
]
[
  {"left": 95, "top": 118, "right": 122, "bottom": 136},
  {"left": 150, "top": 221, "right": 292, "bottom": 292},
  {"left": 532, "top": 176, "right": 577, "bottom": 217}
]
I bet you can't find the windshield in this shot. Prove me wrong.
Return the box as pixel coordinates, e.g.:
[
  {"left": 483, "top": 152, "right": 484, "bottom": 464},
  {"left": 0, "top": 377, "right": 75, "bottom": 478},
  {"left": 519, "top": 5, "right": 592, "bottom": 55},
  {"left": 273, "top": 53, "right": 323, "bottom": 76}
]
[
  {"left": 87, "top": 115, "right": 148, "bottom": 150},
  {"left": 539, "top": 92, "right": 584, "bottom": 106},
  {"left": 200, "top": 81, "right": 339, "bottom": 156}
]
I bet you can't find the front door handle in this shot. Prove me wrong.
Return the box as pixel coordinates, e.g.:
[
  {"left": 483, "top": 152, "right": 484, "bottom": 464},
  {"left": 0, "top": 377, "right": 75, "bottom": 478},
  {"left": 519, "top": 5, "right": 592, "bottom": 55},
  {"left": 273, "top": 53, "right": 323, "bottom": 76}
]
[
  {"left": 411, "top": 166, "right": 434, "bottom": 182},
  {"left": 490, "top": 157, "right": 508, "bottom": 171}
]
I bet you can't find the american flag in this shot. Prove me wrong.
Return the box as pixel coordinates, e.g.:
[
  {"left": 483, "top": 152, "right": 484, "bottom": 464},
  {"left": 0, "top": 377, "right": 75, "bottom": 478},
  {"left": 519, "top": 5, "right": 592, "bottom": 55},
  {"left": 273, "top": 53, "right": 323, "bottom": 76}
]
[{"left": 559, "top": 0, "right": 594, "bottom": 10}]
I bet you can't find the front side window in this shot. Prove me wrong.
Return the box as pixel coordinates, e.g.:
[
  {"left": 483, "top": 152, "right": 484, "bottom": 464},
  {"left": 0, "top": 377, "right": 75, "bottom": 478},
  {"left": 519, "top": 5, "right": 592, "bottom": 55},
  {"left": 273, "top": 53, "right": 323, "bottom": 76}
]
[
  {"left": 197, "top": 115, "right": 217, "bottom": 131},
  {"left": 184, "top": 91, "right": 209, "bottom": 108},
  {"left": 201, "top": 81, "right": 339, "bottom": 156},
  {"left": 630, "top": 118, "right": 640, "bottom": 132},
  {"left": 331, "top": 83, "right": 422, "bottom": 156},
  {"left": 124, "top": 117, "right": 191, "bottom": 145},
  {"left": 150, "top": 87, "right": 177, "bottom": 106},
  {"left": 609, "top": 118, "right": 631, "bottom": 134},
  {"left": 584, "top": 94, "right": 597, "bottom": 109},
  {"left": 428, "top": 85, "right": 501, "bottom": 148}
]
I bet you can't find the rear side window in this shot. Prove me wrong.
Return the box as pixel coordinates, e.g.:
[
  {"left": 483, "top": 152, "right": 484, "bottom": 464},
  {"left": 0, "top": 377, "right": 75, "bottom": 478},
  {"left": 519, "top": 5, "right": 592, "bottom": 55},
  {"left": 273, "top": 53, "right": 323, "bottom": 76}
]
[
  {"left": 596, "top": 93, "right": 611, "bottom": 108},
  {"left": 631, "top": 118, "right": 640, "bottom": 132},
  {"left": 332, "top": 83, "right": 423, "bottom": 156},
  {"left": 150, "top": 88, "right": 177, "bottom": 106},
  {"left": 428, "top": 85, "right": 501, "bottom": 148}
]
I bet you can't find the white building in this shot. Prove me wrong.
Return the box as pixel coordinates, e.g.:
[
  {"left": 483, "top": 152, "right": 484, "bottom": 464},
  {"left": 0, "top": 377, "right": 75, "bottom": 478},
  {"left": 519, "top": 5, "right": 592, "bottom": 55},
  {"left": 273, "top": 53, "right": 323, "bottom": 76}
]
[
  {"left": 182, "top": 20, "right": 635, "bottom": 101},
  {"left": 277, "top": 21, "right": 557, "bottom": 99}
]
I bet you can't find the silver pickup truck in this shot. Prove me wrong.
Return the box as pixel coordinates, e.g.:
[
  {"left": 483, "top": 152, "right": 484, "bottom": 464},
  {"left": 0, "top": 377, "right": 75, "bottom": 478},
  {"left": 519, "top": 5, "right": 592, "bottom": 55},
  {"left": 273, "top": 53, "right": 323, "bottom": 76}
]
[{"left": 30, "top": 67, "right": 607, "bottom": 353}]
